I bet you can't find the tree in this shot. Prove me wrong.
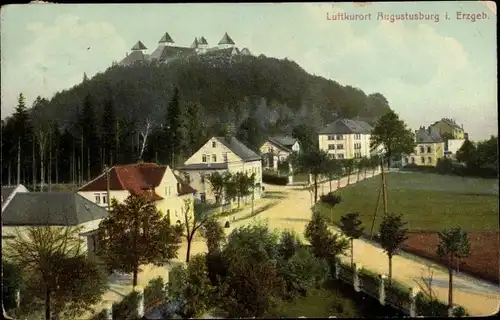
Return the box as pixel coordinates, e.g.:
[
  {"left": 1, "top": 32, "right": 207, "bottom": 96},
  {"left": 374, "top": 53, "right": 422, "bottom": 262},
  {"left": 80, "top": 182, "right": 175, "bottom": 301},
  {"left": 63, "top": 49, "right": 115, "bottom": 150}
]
[
  {"left": 166, "top": 254, "right": 214, "bottom": 318},
  {"left": 339, "top": 212, "right": 364, "bottom": 268},
  {"left": 456, "top": 140, "right": 478, "bottom": 169},
  {"left": 355, "top": 157, "right": 366, "bottom": 181},
  {"left": 181, "top": 198, "right": 211, "bottom": 263},
  {"left": 291, "top": 148, "right": 329, "bottom": 204},
  {"left": 200, "top": 219, "right": 225, "bottom": 253},
  {"left": 31, "top": 96, "right": 52, "bottom": 191},
  {"left": 184, "top": 101, "right": 205, "bottom": 156},
  {"left": 291, "top": 124, "right": 317, "bottom": 153},
  {"left": 222, "top": 172, "right": 237, "bottom": 205},
  {"left": 165, "top": 87, "right": 183, "bottom": 166},
  {"left": 206, "top": 172, "right": 225, "bottom": 205},
  {"left": 305, "top": 211, "right": 349, "bottom": 267},
  {"left": 370, "top": 110, "right": 415, "bottom": 168},
  {"left": 101, "top": 97, "right": 117, "bottom": 166},
  {"left": 369, "top": 154, "right": 381, "bottom": 175},
  {"left": 3, "top": 226, "right": 107, "bottom": 320},
  {"left": 342, "top": 159, "right": 355, "bottom": 184},
  {"left": 378, "top": 213, "right": 408, "bottom": 285},
  {"left": 237, "top": 115, "right": 264, "bottom": 152},
  {"left": 325, "top": 158, "right": 342, "bottom": 192},
  {"left": 234, "top": 172, "right": 253, "bottom": 208},
  {"left": 436, "top": 227, "right": 470, "bottom": 315},
  {"left": 476, "top": 135, "right": 498, "bottom": 169},
  {"left": 277, "top": 230, "right": 302, "bottom": 261},
  {"left": 12, "top": 93, "right": 32, "bottom": 185},
  {"left": 98, "top": 194, "right": 182, "bottom": 287}
]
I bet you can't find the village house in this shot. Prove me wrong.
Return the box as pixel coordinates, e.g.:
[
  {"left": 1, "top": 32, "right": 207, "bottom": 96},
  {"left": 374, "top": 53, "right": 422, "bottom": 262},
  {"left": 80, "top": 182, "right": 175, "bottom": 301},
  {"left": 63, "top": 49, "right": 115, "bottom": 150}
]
[
  {"left": 429, "top": 118, "right": 468, "bottom": 140},
  {"left": 77, "top": 162, "right": 195, "bottom": 225},
  {"left": 402, "top": 126, "right": 445, "bottom": 167},
  {"left": 119, "top": 31, "right": 251, "bottom": 66},
  {"left": 318, "top": 118, "right": 380, "bottom": 160},
  {"left": 1, "top": 190, "right": 108, "bottom": 257},
  {"left": 178, "top": 135, "right": 263, "bottom": 203},
  {"left": 259, "top": 136, "right": 300, "bottom": 170}
]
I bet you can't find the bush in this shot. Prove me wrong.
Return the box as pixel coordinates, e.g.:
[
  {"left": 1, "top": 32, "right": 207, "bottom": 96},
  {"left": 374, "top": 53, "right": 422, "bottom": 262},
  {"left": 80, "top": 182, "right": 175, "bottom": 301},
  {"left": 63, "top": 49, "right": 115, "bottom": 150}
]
[
  {"left": 90, "top": 309, "right": 109, "bottom": 320},
  {"left": 112, "top": 290, "right": 141, "bottom": 320},
  {"left": 263, "top": 171, "right": 288, "bottom": 185},
  {"left": 320, "top": 192, "right": 342, "bottom": 206},
  {"left": 436, "top": 158, "right": 454, "bottom": 174},
  {"left": 452, "top": 305, "right": 469, "bottom": 317},
  {"left": 144, "top": 277, "right": 167, "bottom": 309},
  {"left": 2, "top": 260, "right": 22, "bottom": 311},
  {"left": 415, "top": 292, "right": 448, "bottom": 317},
  {"left": 385, "top": 281, "right": 411, "bottom": 307}
]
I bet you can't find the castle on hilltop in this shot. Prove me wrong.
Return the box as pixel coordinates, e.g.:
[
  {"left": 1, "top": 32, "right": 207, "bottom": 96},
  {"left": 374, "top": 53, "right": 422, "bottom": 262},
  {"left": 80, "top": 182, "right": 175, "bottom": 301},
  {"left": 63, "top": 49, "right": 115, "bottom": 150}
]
[{"left": 119, "top": 32, "right": 252, "bottom": 66}]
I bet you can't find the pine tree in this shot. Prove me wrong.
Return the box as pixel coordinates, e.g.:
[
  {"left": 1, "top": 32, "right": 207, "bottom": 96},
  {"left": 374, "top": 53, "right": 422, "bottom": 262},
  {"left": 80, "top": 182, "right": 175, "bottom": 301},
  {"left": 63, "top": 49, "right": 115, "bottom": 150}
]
[
  {"left": 165, "top": 87, "right": 182, "bottom": 166},
  {"left": 12, "top": 93, "right": 32, "bottom": 185},
  {"left": 101, "top": 98, "right": 117, "bottom": 166}
]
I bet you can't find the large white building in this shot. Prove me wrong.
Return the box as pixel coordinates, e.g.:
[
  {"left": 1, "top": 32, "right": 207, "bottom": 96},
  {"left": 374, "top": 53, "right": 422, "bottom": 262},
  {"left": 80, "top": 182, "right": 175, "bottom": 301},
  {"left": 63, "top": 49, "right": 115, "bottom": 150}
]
[
  {"left": 178, "top": 136, "right": 263, "bottom": 203},
  {"left": 318, "top": 118, "right": 378, "bottom": 160}
]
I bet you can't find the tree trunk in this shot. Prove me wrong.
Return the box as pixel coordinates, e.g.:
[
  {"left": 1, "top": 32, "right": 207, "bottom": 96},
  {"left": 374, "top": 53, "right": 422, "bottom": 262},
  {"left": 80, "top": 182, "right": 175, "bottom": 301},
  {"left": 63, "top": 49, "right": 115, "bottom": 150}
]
[
  {"left": 16, "top": 138, "right": 21, "bottom": 185},
  {"left": 32, "top": 137, "right": 37, "bottom": 191},
  {"left": 388, "top": 255, "right": 393, "bottom": 286},
  {"left": 448, "top": 258, "right": 454, "bottom": 312},
  {"left": 347, "top": 168, "right": 350, "bottom": 184},
  {"left": 87, "top": 147, "right": 91, "bottom": 182},
  {"left": 350, "top": 238, "right": 354, "bottom": 268},
  {"left": 186, "top": 233, "right": 194, "bottom": 263},
  {"left": 40, "top": 150, "right": 45, "bottom": 192},
  {"left": 55, "top": 152, "right": 59, "bottom": 185},
  {"left": 329, "top": 178, "right": 332, "bottom": 192},
  {"left": 133, "top": 264, "right": 138, "bottom": 288},
  {"left": 80, "top": 135, "right": 84, "bottom": 186},
  {"left": 48, "top": 132, "right": 52, "bottom": 192},
  {"left": 313, "top": 174, "right": 318, "bottom": 204},
  {"left": 8, "top": 161, "right": 11, "bottom": 186},
  {"left": 44, "top": 287, "right": 51, "bottom": 320}
]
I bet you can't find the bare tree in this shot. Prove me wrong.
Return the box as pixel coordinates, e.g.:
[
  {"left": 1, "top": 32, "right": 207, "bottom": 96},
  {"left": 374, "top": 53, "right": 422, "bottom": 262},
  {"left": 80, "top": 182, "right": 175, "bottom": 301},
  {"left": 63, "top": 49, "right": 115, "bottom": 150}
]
[
  {"left": 31, "top": 97, "right": 51, "bottom": 191},
  {"left": 181, "top": 198, "right": 212, "bottom": 263},
  {"left": 138, "top": 117, "right": 154, "bottom": 160}
]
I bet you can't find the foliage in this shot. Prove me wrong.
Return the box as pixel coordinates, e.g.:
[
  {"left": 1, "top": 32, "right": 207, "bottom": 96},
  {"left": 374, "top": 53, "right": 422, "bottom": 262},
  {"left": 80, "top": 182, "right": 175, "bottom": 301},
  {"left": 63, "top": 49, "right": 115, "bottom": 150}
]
[
  {"left": 2, "top": 260, "right": 22, "bottom": 311},
  {"left": 143, "top": 277, "right": 167, "bottom": 309},
  {"left": 277, "top": 230, "right": 303, "bottom": 261},
  {"left": 262, "top": 171, "right": 288, "bottom": 185},
  {"left": 339, "top": 212, "right": 364, "bottom": 267},
  {"left": 305, "top": 211, "right": 349, "bottom": 268},
  {"left": 206, "top": 172, "right": 225, "bottom": 204},
  {"left": 181, "top": 198, "right": 211, "bottom": 262},
  {"left": 456, "top": 140, "right": 478, "bottom": 169},
  {"left": 291, "top": 123, "right": 318, "bottom": 153},
  {"left": 415, "top": 292, "right": 448, "bottom": 317},
  {"left": 320, "top": 192, "right": 342, "bottom": 207},
  {"left": 112, "top": 290, "right": 141, "bottom": 320},
  {"left": 435, "top": 157, "right": 454, "bottom": 174},
  {"left": 3, "top": 226, "right": 107, "bottom": 320},
  {"left": 291, "top": 148, "right": 330, "bottom": 203},
  {"left": 379, "top": 213, "right": 408, "bottom": 284},
  {"left": 475, "top": 135, "right": 498, "bottom": 169},
  {"left": 369, "top": 110, "right": 415, "bottom": 167},
  {"left": 97, "top": 194, "right": 182, "bottom": 286},
  {"left": 200, "top": 219, "right": 226, "bottom": 253}
]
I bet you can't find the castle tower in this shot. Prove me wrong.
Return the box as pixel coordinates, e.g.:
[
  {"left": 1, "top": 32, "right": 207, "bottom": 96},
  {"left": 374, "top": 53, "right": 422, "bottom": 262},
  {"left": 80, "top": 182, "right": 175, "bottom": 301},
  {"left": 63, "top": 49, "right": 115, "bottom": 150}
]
[
  {"left": 218, "top": 32, "right": 235, "bottom": 49},
  {"left": 197, "top": 36, "right": 208, "bottom": 53},
  {"left": 158, "top": 32, "right": 175, "bottom": 47},
  {"left": 190, "top": 37, "right": 199, "bottom": 53},
  {"left": 131, "top": 41, "right": 148, "bottom": 54}
]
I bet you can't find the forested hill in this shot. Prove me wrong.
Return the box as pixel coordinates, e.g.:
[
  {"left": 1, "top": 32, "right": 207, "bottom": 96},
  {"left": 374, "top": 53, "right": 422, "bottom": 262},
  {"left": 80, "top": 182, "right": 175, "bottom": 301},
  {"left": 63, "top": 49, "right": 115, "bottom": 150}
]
[
  {"left": 2, "top": 52, "right": 392, "bottom": 186},
  {"left": 47, "top": 53, "right": 390, "bottom": 133}
]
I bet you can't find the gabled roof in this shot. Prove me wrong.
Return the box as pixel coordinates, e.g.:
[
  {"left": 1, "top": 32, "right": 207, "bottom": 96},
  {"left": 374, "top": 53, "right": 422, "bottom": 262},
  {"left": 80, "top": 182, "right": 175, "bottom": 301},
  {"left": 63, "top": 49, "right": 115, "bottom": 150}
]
[
  {"left": 319, "top": 118, "right": 373, "bottom": 135},
  {"left": 131, "top": 41, "right": 147, "bottom": 51},
  {"left": 1, "top": 186, "right": 16, "bottom": 205},
  {"left": 266, "top": 136, "right": 297, "bottom": 153},
  {"left": 159, "top": 32, "right": 174, "bottom": 43},
  {"left": 431, "top": 118, "right": 463, "bottom": 130},
  {"left": 158, "top": 46, "right": 195, "bottom": 61},
  {"left": 415, "top": 128, "right": 442, "bottom": 143},
  {"left": 190, "top": 38, "right": 199, "bottom": 48},
  {"left": 119, "top": 50, "right": 148, "bottom": 66},
  {"left": 218, "top": 32, "right": 235, "bottom": 45},
  {"left": 215, "top": 136, "right": 261, "bottom": 162},
  {"left": 173, "top": 174, "right": 196, "bottom": 195},
  {"left": 2, "top": 192, "right": 108, "bottom": 226},
  {"left": 199, "top": 36, "right": 208, "bottom": 45},
  {"left": 79, "top": 163, "right": 167, "bottom": 201}
]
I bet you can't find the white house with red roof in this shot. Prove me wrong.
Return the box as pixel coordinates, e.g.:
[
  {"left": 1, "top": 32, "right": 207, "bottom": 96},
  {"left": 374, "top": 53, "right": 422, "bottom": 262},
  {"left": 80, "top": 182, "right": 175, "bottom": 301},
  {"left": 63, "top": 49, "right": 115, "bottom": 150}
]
[{"left": 77, "top": 162, "right": 195, "bottom": 225}]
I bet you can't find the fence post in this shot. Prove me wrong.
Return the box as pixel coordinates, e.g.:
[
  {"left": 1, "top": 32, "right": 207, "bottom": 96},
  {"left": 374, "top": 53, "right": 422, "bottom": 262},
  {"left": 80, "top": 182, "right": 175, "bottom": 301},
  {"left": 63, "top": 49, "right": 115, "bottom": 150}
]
[
  {"left": 409, "top": 287, "right": 419, "bottom": 317},
  {"left": 15, "top": 288, "right": 20, "bottom": 308},
  {"left": 378, "top": 274, "right": 386, "bottom": 306},
  {"left": 353, "top": 263, "right": 362, "bottom": 292},
  {"left": 135, "top": 285, "right": 144, "bottom": 318},
  {"left": 334, "top": 258, "right": 340, "bottom": 280}
]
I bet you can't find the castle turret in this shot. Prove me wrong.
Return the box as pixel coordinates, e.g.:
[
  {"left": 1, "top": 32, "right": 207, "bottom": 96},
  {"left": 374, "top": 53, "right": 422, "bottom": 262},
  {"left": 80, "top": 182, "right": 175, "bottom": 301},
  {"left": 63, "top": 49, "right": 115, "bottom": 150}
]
[
  {"left": 218, "top": 32, "right": 235, "bottom": 49},
  {"left": 131, "top": 41, "right": 148, "bottom": 54},
  {"left": 158, "top": 32, "right": 175, "bottom": 47},
  {"left": 190, "top": 37, "right": 199, "bottom": 49}
]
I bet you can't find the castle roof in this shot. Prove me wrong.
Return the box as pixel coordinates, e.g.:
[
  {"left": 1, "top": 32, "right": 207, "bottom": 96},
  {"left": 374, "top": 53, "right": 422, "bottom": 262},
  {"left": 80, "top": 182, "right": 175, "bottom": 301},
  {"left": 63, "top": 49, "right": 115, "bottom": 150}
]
[
  {"left": 131, "top": 41, "right": 147, "bottom": 51},
  {"left": 218, "top": 32, "right": 235, "bottom": 45},
  {"left": 119, "top": 50, "right": 149, "bottom": 66},
  {"left": 199, "top": 36, "right": 208, "bottom": 45},
  {"left": 159, "top": 32, "right": 174, "bottom": 43},
  {"left": 190, "top": 37, "right": 199, "bottom": 48}
]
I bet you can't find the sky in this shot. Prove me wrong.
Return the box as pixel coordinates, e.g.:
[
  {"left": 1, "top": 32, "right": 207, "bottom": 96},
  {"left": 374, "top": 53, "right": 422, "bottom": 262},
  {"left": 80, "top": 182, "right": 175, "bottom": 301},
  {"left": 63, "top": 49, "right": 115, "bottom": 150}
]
[{"left": 0, "top": 2, "right": 497, "bottom": 140}]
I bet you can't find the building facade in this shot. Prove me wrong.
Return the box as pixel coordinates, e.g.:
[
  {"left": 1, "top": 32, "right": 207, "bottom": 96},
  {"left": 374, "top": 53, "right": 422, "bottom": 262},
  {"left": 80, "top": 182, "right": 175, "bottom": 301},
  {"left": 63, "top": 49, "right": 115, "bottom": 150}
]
[
  {"left": 429, "top": 118, "right": 466, "bottom": 140},
  {"left": 260, "top": 136, "right": 300, "bottom": 170},
  {"left": 78, "top": 162, "right": 195, "bottom": 225},
  {"left": 179, "top": 136, "right": 263, "bottom": 203},
  {"left": 402, "top": 127, "right": 445, "bottom": 167},
  {"left": 318, "top": 118, "right": 377, "bottom": 160}
]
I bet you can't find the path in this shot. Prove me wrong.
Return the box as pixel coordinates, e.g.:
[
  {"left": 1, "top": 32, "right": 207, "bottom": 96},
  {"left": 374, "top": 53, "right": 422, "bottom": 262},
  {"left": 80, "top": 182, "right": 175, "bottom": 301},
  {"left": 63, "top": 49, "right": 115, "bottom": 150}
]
[{"left": 88, "top": 170, "right": 499, "bottom": 318}]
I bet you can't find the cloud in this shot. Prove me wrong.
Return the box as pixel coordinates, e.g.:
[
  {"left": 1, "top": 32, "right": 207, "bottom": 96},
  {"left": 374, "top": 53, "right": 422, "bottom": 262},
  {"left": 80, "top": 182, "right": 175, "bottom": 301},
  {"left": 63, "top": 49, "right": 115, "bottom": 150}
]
[{"left": 2, "top": 14, "right": 127, "bottom": 112}]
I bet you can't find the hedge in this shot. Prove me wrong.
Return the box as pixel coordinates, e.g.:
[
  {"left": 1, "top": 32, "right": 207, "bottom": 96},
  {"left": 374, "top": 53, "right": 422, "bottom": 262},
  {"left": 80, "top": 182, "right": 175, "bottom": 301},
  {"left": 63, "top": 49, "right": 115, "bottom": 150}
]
[
  {"left": 415, "top": 292, "right": 449, "bottom": 317},
  {"left": 262, "top": 172, "right": 288, "bottom": 185},
  {"left": 385, "top": 281, "right": 411, "bottom": 310},
  {"left": 2, "top": 260, "right": 22, "bottom": 311},
  {"left": 112, "top": 290, "right": 141, "bottom": 320},
  {"left": 144, "top": 277, "right": 167, "bottom": 310}
]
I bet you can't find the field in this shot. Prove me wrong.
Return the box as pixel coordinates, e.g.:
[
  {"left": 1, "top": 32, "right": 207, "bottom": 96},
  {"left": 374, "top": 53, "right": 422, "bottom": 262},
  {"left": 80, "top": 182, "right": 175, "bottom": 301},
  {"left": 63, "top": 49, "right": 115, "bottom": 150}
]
[
  {"left": 318, "top": 172, "right": 499, "bottom": 283},
  {"left": 318, "top": 172, "right": 498, "bottom": 232}
]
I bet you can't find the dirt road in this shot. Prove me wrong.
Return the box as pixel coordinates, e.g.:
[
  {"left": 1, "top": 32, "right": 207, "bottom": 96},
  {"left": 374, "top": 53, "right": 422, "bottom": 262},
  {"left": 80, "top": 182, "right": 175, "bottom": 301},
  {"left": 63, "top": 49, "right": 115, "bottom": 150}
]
[{"left": 90, "top": 170, "right": 499, "bottom": 317}]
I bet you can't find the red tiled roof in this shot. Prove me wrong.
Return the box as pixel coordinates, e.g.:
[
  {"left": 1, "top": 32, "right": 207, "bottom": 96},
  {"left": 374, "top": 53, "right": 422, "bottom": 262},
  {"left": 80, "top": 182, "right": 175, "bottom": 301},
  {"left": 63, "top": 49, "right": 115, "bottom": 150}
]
[{"left": 79, "top": 163, "right": 167, "bottom": 201}]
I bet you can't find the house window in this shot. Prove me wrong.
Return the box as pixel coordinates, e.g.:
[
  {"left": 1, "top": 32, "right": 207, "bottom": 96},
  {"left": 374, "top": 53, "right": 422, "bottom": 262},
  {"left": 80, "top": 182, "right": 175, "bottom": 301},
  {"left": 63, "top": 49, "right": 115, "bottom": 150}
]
[
  {"left": 212, "top": 141, "right": 217, "bottom": 148},
  {"left": 411, "top": 157, "right": 415, "bottom": 164},
  {"left": 421, "top": 157, "right": 425, "bottom": 164},
  {"left": 428, "top": 157, "right": 432, "bottom": 163},
  {"left": 354, "top": 134, "right": 361, "bottom": 140},
  {"left": 419, "top": 146, "right": 425, "bottom": 153},
  {"left": 336, "top": 144, "right": 344, "bottom": 150},
  {"left": 336, "top": 135, "right": 344, "bottom": 140},
  {"left": 212, "top": 154, "right": 217, "bottom": 162},
  {"left": 427, "top": 146, "right": 432, "bottom": 153},
  {"left": 354, "top": 143, "right": 361, "bottom": 150},
  {"left": 327, "top": 135, "right": 335, "bottom": 140},
  {"left": 165, "top": 186, "right": 172, "bottom": 196},
  {"left": 223, "top": 153, "right": 228, "bottom": 162},
  {"left": 337, "top": 154, "right": 345, "bottom": 159},
  {"left": 202, "top": 154, "right": 207, "bottom": 162},
  {"left": 328, "top": 144, "right": 335, "bottom": 150},
  {"left": 94, "top": 193, "right": 101, "bottom": 204},
  {"left": 329, "top": 154, "right": 335, "bottom": 159},
  {"left": 102, "top": 194, "right": 108, "bottom": 205}
]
